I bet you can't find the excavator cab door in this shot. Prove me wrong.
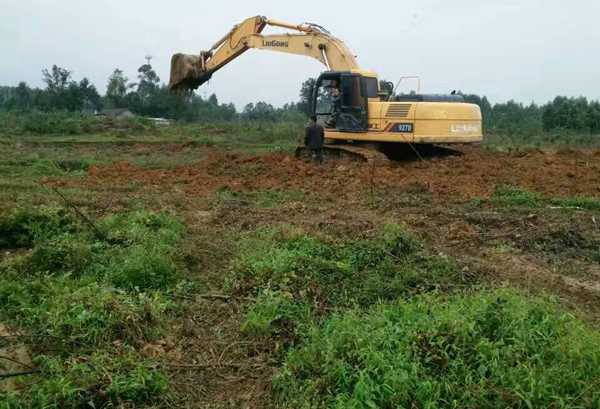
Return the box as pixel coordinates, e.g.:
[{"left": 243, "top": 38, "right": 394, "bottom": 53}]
[{"left": 337, "top": 73, "right": 368, "bottom": 132}]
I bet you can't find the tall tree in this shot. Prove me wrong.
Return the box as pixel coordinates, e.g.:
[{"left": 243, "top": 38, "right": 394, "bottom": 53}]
[
  {"left": 106, "top": 69, "right": 129, "bottom": 108},
  {"left": 78, "top": 78, "right": 102, "bottom": 111},
  {"left": 136, "top": 63, "right": 160, "bottom": 101},
  {"left": 13, "top": 82, "right": 32, "bottom": 111},
  {"left": 297, "top": 78, "right": 316, "bottom": 115},
  {"left": 42, "top": 65, "right": 71, "bottom": 93}
]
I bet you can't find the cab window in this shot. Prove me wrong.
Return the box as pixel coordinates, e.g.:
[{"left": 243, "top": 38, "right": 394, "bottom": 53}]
[{"left": 363, "top": 77, "right": 379, "bottom": 98}]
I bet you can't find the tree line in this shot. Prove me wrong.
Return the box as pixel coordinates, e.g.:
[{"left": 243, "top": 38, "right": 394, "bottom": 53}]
[
  {"left": 1, "top": 63, "right": 600, "bottom": 134},
  {"left": 459, "top": 93, "right": 600, "bottom": 135},
  {"left": 0, "top": 62, "right": 303, "bottom": 123}
]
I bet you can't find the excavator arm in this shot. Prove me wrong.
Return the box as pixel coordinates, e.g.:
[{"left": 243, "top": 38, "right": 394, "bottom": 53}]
[{"left": 169, "top": 16, "right": 360, "bottom": 91}]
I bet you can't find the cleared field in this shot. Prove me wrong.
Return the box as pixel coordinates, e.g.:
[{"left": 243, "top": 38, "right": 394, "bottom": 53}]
[{"left": 2, "top": 134, "right": 600, "bottom": 408}]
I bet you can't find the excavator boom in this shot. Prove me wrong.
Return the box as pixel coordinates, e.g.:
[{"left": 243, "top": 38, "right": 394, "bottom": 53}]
[{"left": 169, "top": 16, "right": 359, "bottom": 91}]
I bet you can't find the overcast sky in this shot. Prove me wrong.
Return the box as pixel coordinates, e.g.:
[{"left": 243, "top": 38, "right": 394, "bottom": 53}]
[{"left": 2, "top": 0, "right": 599, "bottom": 109}]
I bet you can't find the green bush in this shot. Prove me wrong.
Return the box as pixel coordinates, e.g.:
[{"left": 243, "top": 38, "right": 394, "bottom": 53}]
[
  {"left": 24, "top": 233, "right": 97, "bottom": 275},
  {"left": 99, "top": 210, "right": 185, "bottom": 247},
  {"left": 21, "top": 112, "right": 83, "bottom": 135},
  {"left": 276, "top": 290, "right": 600, "bottom": 408},
  {"left": 0, "top": 206, "right": 76, "bottom": 249}
]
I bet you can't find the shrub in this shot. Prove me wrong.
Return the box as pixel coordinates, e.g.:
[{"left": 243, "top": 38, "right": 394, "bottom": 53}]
[
  {"left": 276, "top": 290, "right": 600, "bottom": 408},
  {"left": 99, "top": 210, "right": 185, "bottom": 247},
  {"left": 0, "top": 206, "right": 76, "bottom": 249},
  {"left": 23, "top": 233, "right": 97, "bottom": 275}
]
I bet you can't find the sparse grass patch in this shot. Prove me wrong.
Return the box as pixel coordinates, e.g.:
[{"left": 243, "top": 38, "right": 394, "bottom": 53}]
[
  {"left": 241, "top": 290, "right": 312, "bottom": 338},
  {"left": 215, "top": 187, "right": 305, "bottom": 209},
  {"left": 550, "top": 196, "right": 600, "bottom": 211},
  {"left": 492, "top": 185, "right": 543, "bottom": 207},
  {"left": 0, "top": 278, "right": 170, "bottom": 350},
  {"left": 275, "top": 289, "right": 600, "bottom": 408},
  {"left": 524, "top": 226, "right": 600, "bottom": 265},
  {"left": 488, "top": 185, "right": 600, "bottom": 213}
]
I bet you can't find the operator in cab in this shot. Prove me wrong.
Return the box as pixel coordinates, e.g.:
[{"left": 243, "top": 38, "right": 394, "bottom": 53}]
[
  {"left": 304, "top": 115, "right": 325, "bottom": 164},
  {"left": 325, "top": 79, "right": 341, "bottom": 128}
]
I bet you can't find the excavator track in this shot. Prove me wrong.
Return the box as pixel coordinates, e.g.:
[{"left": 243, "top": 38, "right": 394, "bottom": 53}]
[{"left": 295, "top": 144, "right": 390, "bottom": 165}]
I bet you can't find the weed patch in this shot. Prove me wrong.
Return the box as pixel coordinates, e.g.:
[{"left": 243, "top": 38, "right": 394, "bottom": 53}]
[
  {"left": 275, "top": 289, "right": 600, "bottom": 408},
  {"left": 492, "top": 185, "right": 543, "bottom": 207},
  {"left": 234, "top": 225, "right": 467, "bottom": 338},
  {"left": 0, "top": 206, "right": 186, "bottom": 408},
  {"left": 2, "top": 349, "right": 168, "bottom": 409},
  {"left": 490, "top": 185, "right": 600, "bottom": 212}
]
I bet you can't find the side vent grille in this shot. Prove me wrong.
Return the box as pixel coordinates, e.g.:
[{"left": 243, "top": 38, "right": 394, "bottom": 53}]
[{"left": 385, "top": 104, "right": 412, "bottom": 118}]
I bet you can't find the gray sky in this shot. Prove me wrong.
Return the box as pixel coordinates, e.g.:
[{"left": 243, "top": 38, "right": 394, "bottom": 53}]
[{"left": 2, "top": 0, "right": 599, "bottom": 109}]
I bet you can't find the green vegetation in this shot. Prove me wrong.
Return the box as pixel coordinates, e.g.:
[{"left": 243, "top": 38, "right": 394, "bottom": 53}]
[
  {"left": 491, "top": 185, "right": 600, "bottom": 210},
  {"left": 492, "top": 185, "right": 544, "bottom": 207},
  {"left": 275, "top": 290, "right": 600, "bottom": 408},
  {"left": 234, "top": 225, "right": 467, "bottom": 337},
  {"left": 463, "top": 94, "right": 600, "bottom": 142},
  {"left": 0, "top": 111, "right": 155, "bottom": 136},
  {"left": 3, "top": 63, "right": 600, "bottom": 150},
  {"left": 0, "top": 63, "right": 305, "bottom": 123},
  {"left": 0, "top": 206, "right": 186, "bottom": 408},
  {"left": 232, "top": 225, "right": 600, "bottom": 408}
]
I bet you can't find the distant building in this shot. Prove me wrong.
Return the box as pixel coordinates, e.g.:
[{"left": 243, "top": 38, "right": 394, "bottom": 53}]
[{"left": 97, "top": 108, "right": 135, "bottom": 119}]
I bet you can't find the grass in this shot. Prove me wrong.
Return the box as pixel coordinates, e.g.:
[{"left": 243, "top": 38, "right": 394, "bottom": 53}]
[
  {"left": 233, "top": 224, "right": 468, "bottom": 338},
  {"left": 491, "top": 185, "right": 600, "bottom": 211},
  {"left": 0, "top": 206, "right": 186, "bottom": 408},
  {"left": 3, "top": 118, "right": 600, "bottom": 407},
  {"left": 483, "top": 130, "right": 600, "bottom": 151},
  {"left": 275, "top": 289, "right": 600, "bottom": 408},
  {"left": 0, "top": 113, "right": 303, "bottom": 155}
]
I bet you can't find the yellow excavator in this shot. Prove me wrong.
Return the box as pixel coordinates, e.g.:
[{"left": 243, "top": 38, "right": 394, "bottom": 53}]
[{"left": 169, "top": 15, "right": 482, "bottom": 160}]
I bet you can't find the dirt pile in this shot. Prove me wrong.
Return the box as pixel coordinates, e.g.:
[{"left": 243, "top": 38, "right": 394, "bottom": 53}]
[{"left": 61, "top": 146, "right": 600, "bottom": 201}]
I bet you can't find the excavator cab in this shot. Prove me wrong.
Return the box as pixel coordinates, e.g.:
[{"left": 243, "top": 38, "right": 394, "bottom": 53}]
[{"left": 313, "top": 72, "right": 369, "bottom": 132}]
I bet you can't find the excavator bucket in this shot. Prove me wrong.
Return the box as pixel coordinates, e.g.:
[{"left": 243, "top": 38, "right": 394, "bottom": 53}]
[{"left": 169, "top": 53, "right": 213, "bottom": 91}]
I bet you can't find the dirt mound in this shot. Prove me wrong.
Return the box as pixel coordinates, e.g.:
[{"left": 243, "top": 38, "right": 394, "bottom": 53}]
[{"left": 64, "top": 146, "right": 600, "bottom": 201}]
